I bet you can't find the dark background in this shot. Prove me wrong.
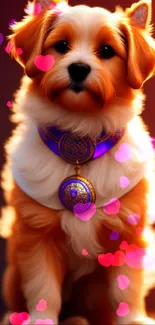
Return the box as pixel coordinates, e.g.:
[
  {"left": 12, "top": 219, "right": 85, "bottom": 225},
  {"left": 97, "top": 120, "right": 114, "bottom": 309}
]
[{"left": 0, "top": 0, "right": 155, "bottom": 318}]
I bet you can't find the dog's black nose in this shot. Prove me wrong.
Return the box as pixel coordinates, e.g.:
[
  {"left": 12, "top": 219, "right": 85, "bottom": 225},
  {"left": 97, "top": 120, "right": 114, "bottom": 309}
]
[{"left": 68, "top": 63, "right": 91, "bottom": 83}]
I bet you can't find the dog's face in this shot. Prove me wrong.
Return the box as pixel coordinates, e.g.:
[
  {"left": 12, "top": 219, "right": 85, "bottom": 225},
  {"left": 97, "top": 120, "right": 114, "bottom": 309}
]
[
  {"left": 39, "top": 5, "right": 129, "bottom": 114},
  {"left": 9, "top": 0, "right": 155, "bottom": 115}
]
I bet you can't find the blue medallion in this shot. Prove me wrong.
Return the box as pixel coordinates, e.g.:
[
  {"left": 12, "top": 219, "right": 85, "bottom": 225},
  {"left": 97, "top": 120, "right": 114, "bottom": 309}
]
[{"left": 59, "top": 175, "right": 96, "bottom": 211}]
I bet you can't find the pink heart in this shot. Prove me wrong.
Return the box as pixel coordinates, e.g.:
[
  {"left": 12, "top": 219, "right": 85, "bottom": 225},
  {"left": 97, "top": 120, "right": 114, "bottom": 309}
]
[
  {"left": 103, "top": 198, "right": 120, "bottom": 215},
  {"left": 119, "top": 240, "right": 128, "bottom": 251},
  {"left": 151, "top": 136, "right": 155, "bottom": 149},
  {"left": 36, "top": 299, "right": 47, "bottom": 312},
  {"left": 127, "top": 214, "right": 140, "bottom": 225},
  {"left": 115, "top": 143, "right": 132, "bottom": 163},
  {"left": 116, "top": 302, "right": 129, "bottom": 317},
  {"left": 120, "top": 176, "right": 130, "bottom": 188},
  {"left": 82, "top": 249, "right": 88, "bottom": 256},
  {"left": 17, "top": 48, "right": 23, "bottom": 55},
  {"left": 35, "top": 319, "right": 54, "bottom": 325},
  {"left": 34, "top": 55, "right": 55, "bottom": 72},
  {"left": 33, "top": 3, "right": 42, "bottom": 16},
  {"left": 7, "top": 101, "right": 12, "bottom": 108},
  {"left": 98, "top": 253, "right": 114, "bottom": 267},
  {"left": 125, "top": 248, "right": 145, "bottom": 269},
  {"left": 73, "top": 202, "right": 96, "bottom": 221},
  {"left": 112, "top": 250, "right": 125, "bottom": 267},
  {"left": 117, "top": 275, "right": 130, "bottom": 290},
  {"left": 9, "top": 312, "right": 30, "bottom": 325},
  {"left": 5, "top": 41, "right": 14, "bottom": 53}
]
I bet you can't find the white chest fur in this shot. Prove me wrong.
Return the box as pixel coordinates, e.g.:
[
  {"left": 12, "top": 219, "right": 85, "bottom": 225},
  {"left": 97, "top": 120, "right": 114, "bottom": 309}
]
[{"left": 10, "top": 117, "right": 153, "bottom": 210}]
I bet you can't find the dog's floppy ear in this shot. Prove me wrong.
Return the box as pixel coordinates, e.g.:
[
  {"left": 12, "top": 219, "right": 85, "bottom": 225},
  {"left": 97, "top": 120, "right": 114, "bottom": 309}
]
[
  {"left": 8, "top": 0, "right": 58, "bottom": 77},
  {"left": 120, "top": 0, "right": 155, "bottom": 89}
]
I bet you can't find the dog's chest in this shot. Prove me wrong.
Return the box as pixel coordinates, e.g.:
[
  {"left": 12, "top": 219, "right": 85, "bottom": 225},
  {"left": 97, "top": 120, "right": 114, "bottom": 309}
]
[{"left": 10, "top": 124, "right": 149, "bottom": 212}]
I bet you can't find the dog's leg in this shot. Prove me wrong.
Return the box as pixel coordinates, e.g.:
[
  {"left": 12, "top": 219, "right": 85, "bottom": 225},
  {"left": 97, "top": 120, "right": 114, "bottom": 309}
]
[
  {"left": 2, "top": 265, "right": 26, "bottom": 312},
  {"left": 3, "top": 183, "right": 68, "bottom": 324},
  {"left": 108, "top": 264, "right": 155, "bottom": 325},
  {"left": 16, "top": 231, "right": 67, "bottom": 325}
]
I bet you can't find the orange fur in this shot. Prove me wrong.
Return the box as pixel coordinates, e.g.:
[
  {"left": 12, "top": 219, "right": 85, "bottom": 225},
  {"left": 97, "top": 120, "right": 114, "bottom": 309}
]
[{"left": 120, "top": 24, "right": 155, "bottom": 89}]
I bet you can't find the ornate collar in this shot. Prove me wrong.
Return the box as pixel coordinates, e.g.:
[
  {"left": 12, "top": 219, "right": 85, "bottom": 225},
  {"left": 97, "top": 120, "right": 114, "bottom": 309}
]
[
  {"left": 38, "top": 125, "right": 125, "bottom": 212},
  {"left": 38, "top": 125, "right": 125, "bottom": 164}
]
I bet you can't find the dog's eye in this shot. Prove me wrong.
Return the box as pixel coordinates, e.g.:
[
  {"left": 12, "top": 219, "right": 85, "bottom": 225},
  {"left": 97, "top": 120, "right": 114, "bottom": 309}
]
[
  {"left": 98, "top": 45, "right": 115, "bottom": 59},
  {"left": 54, "top": 40, "right": 70, "bottom": 54}
]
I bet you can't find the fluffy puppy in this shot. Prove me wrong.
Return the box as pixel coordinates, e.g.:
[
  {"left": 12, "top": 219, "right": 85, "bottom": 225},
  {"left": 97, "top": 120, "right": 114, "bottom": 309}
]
[{"left": 1, "top": 0, "right": 155, "bottom": 324}]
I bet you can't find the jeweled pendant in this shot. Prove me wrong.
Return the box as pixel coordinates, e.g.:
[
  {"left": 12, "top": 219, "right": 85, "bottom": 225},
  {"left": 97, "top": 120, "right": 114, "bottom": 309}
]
[{"left": 59, "top": 174, "right": 96, "bottom": 211}]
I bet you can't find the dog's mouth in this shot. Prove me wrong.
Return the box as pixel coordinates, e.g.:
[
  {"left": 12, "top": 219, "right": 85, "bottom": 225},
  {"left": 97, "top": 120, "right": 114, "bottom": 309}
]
[
  {"left": 51, "top": 83, "right": 104, "bottom": 110},
  {"left": 51, "top": 82, "right": 84, "bottom": 99},
  {"left": 69, "top": 82, "right": 85, "bottom": 93}
]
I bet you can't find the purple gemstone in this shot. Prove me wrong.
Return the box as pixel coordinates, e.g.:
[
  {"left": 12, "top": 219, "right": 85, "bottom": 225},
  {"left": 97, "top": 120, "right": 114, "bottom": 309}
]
[
  {"left": 110, "top": 230, "right": 119, "bottom": 241},
  {"left": 70, "top": 189, "right": 77, "bottom": 199}
]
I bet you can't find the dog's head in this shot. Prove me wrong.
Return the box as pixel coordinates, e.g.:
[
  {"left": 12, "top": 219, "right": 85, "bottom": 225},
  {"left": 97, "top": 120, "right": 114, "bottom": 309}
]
[{"left": 9, "top": 0, "right": 155, "bottom": 116}]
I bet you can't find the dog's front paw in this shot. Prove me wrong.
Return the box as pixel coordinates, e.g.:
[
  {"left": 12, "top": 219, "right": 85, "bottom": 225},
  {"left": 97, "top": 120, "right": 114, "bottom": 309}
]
[
  {"left": 129, "top": 317, "right": 155, "bottom": 325},
  {"left": 60, "top": 316, "right": 90, "bottom": 325},
  {"left": 29, "top": 312, "right": 58, "bottom": 325}
]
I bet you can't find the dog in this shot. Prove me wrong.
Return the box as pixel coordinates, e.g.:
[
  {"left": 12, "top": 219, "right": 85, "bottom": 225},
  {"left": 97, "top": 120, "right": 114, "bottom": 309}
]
[{"left": 1, "top": 0, "right": 155, "bottom": 324}]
